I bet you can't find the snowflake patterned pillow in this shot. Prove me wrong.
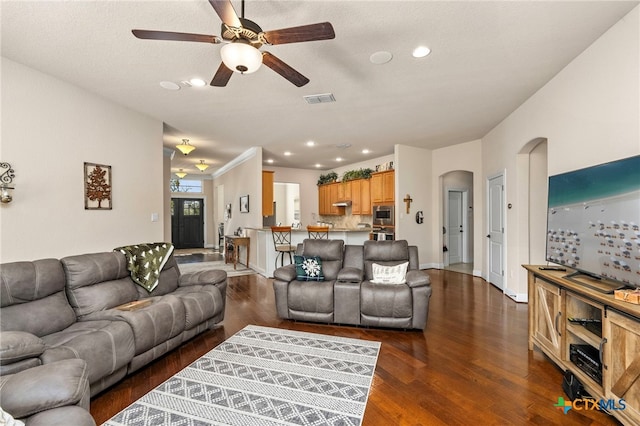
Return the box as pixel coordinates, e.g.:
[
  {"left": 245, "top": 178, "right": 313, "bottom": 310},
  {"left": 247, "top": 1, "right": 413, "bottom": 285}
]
[
  {"left": 371, "top": 262, "right": 408, "bottom": 284},
  {"left": 294, "top": 255, "right": 325, "bottom": 281}
]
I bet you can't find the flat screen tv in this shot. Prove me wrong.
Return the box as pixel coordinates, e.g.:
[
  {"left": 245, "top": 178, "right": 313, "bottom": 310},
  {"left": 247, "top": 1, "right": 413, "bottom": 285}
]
[{"left": 545, "top": 155, "right": 640, "bottom": 292}]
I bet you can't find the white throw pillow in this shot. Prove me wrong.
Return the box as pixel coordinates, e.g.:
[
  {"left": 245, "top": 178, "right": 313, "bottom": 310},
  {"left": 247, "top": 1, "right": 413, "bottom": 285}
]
[
  {"left": 0, "top": 407, "right": 26, "bottom": 426},
  {"left": 371, "top": 262, "right": 408, "bottom": 284}
]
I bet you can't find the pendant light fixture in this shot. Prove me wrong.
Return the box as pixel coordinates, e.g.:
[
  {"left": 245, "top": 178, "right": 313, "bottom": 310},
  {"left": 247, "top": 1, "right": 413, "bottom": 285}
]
[
  {"left": 195, "top": 160, "right": 209, "bottom": 172},
  {"left": 176, "top": 139, "right": 195, "bottom": 156},
  {"left": 175, "top": 169, "right": 187, "bottom": 179}
]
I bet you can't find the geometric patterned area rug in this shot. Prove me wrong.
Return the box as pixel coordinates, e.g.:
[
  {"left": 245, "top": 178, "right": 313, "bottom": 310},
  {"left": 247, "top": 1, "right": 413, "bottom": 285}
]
[{"left": 103, "top": 325, "right": 381, "bottom": 426}]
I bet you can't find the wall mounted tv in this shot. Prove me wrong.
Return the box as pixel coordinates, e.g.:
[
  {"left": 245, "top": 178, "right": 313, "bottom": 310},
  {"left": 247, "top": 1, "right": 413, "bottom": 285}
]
[{"left": 546, "top": 154, "right": 640, "bottom": 292}]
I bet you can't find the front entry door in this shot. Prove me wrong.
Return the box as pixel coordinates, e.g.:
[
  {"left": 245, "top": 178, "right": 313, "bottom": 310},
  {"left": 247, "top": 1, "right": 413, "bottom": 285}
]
[
  {"left": 488, "top": 175, "right": 504, "bottom": 290},
  {"left": 171, "top": 198, "right": 204, "bottom": 249}
]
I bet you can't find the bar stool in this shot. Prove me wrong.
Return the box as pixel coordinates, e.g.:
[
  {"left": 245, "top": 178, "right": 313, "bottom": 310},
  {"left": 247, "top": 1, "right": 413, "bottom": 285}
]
[
  {"left": 307, "top": 225, "right": 330, "bottom": 239},
  {"left": 271, "top": 226, "right": 296, "bottom": 268}
]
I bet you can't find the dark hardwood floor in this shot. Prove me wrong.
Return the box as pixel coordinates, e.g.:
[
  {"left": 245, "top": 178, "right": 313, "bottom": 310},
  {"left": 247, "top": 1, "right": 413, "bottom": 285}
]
[{"left": 91, "top": 270, "right": 620, "bottom": 425}]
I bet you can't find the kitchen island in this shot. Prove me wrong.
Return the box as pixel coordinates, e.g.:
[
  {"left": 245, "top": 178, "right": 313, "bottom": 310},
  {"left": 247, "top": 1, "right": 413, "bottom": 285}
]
[{"left": 245, "top": 227, "right": 372, "bottom": 277}]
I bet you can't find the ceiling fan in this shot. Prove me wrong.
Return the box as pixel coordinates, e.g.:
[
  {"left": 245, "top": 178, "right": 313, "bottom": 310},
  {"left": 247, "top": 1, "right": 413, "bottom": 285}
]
[{"left": 132, "top": 0, "right": 335, "bottom": 87}]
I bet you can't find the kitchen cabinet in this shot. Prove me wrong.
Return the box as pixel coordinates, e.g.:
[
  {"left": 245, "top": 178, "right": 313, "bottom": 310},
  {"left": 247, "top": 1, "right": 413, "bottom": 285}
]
[
  {"left": 318, "top": 183, "right": 344, "bottom": 216},
  {"left": 371, "top": 170, "right": 394, "bottom": 204},
  {"left": 262, "top": 171, "right": 274, "bottom": 216},
  {"left": 351, "top": 178, "right": 371, "bottom": 215},
  {"left": 337, "top": 181, "right": 352, "bottom": 201}
]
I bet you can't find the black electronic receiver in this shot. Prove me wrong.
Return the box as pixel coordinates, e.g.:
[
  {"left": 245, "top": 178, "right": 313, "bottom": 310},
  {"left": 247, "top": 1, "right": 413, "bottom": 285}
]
[{"left": 538, "top": 266, "right": 566, "bottom": 271}]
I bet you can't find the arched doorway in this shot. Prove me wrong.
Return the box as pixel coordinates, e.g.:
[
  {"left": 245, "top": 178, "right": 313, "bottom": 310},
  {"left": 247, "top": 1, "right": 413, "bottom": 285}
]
[{"left": 442, "top": 170, "right": 474, "bottom": 274}]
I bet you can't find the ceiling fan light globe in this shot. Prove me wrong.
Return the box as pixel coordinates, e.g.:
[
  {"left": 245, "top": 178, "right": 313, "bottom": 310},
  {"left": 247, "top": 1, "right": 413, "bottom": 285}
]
[{"left": 221, "top": 42, "right": 262, "bottom": 74}]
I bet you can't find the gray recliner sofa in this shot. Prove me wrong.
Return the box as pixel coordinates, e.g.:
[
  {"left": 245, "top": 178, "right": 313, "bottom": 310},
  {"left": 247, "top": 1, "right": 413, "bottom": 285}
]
[
  {"left": 273, "top": 239, "right": 431, "bottom": 330},
  {"left": 0, "top": 249, "right": 226, "bottom": 404}
]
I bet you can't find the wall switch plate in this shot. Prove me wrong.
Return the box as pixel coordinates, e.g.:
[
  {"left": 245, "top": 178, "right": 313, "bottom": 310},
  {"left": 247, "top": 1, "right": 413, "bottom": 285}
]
[{"left": 151, "top": 213, "right": 159, "bottom": 222}]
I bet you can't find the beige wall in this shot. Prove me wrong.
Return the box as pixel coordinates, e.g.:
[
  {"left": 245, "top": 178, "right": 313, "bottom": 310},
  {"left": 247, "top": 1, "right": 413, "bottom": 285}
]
[
  {"left": 482, "top": 6, "right": 640, "bottom": 301},
  {"left": 0, "top": 58, "right": 164, "bottom": 262},
  {"left": 212, "top": 148, "right": 263, "bottom": 237},
  {"left": 395, "top": 145, "right": 432, "bottom": 267},
  {"left": 432, "top": 140, "right": 484, "bottom": 272}
]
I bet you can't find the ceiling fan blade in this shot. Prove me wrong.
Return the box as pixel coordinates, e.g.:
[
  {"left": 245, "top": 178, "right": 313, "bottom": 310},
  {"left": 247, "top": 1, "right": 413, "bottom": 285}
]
[
  {"left": 132, "top": 29, "right": 220, "bottom": 44},
  {"left": 211, "top": 62, "right": 233, "bottom": 87},
  {"left": 262, "top": 22, "right": 335, "bottom": 45},
  {"left": 262, "top": 52, "right": 309, "bottom": 87},
  {"left": 208, "top": 0, "right": 241, "bottom": 27}
]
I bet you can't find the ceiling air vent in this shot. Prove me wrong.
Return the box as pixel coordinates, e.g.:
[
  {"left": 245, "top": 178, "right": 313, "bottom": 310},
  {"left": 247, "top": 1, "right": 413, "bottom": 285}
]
[{"left": 303, "top": 93, "right": 336, "bottom": 104}]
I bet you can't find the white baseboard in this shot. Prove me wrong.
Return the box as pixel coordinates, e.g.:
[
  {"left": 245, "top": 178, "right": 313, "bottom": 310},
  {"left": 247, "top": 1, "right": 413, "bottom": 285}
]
[
  {"left": 504, "top": 288, "right": 528, "bottom": 303},
  {"left": 422, "top": 262, "right": 442, "bottom": 270}
]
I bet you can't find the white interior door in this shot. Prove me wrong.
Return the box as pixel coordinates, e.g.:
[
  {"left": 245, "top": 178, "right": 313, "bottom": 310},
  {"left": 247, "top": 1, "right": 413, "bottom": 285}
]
[
  {"left": 488, "top": 174, "right": 505, "bottom": 290},
  {"left": 447, "top": 190, "right": 463, "bottom": 264}
]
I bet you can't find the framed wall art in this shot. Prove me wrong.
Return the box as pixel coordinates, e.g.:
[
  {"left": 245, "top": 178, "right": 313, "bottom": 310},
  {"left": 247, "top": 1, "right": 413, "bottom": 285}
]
[
  {"left": 240, "top": 195, "right": 250, "bottom": 213},
  {"left": 84, "top": 162, "right": 112, "bottom": 210}
]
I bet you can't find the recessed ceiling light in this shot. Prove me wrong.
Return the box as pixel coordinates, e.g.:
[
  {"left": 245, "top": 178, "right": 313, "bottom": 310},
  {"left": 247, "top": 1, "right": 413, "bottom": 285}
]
[
  {"left": 267, "top": 159, "right": 274, "bottom": 164},
  {"left": 412, "top": 46, "right": 431, "bottom": 58},
  {"left": 336, "top": 157, "right": 343, "bottom": 162},
  {"left": 370, "top": 51, "right": 393, "bottom": 65},
  {"left": 284, "top": 151, "right": 292, "bottom": 156},
  {"left": 315, "top": 164, "right": 322, "bottom": 168},
  {"left": 362, "top": 149, "right": 370, "bottom": 154},
  {"left": 190, "top": 78, "right": 206, "bottom": 87},
  {"left": 306, "top": 141, "right": 315, "bottom": 147},
  {"left": 159, "top": 81, "right": 180, "bottom": 91}
]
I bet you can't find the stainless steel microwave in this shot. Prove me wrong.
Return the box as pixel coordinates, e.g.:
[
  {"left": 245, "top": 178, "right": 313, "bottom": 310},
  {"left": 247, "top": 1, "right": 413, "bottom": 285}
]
[{"left": 373, "top": 205, "right": 394, "bottom": 226}]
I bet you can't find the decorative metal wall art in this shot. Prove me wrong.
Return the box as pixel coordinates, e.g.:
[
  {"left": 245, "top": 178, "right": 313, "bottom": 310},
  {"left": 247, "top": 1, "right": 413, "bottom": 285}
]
[{"left": 84, "top": 162, "right": 112, "bottom": 210}]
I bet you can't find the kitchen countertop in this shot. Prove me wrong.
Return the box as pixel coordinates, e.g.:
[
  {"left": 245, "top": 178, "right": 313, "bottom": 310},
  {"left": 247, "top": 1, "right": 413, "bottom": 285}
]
[{"left": 249, "top": 227, "right": 373, "bottom": 232}]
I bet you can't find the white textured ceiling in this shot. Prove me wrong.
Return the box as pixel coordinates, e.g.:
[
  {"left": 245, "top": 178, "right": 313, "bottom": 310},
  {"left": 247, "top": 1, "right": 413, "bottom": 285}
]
[{"left": 1, "top": 1, "right": 637, "bottom": 176}]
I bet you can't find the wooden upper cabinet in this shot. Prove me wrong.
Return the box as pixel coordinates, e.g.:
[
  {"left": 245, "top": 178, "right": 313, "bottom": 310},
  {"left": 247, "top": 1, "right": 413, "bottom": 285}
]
[
  {"left": 336, "top": 181, "right": 352, "bottom": 201},
  {"left": 262, "top": 171, "right": 274, "bottom": 216},
  {"left": 351, "top": 178, "right": 371, "bottom": 215},
  {"left": 317, "top": 182, "right": 345, "bottom": 216},
  {"left": 371, "top": 170, "right": 394, "bottom": 204}
]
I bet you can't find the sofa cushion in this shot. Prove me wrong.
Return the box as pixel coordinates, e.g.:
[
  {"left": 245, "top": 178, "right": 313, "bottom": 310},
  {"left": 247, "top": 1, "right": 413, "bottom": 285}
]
[
  {"left": 360, "top": 281, "right": 413, "bottom": 319},
  {"left": 62, "top": 253, "right": 139, "bottom": 317},
  {"left": 288, "top": 280, "right": 334, "bottom": 314},
  {"left": 0, "top": 260, "right": 76, "bottom": 336},
  {"left": 371, "top": 262, "right": 408, "bottom": 284},
  {"left": 301, "top": 239, "right": 344, "bottom": 280},
  {"left": 173, "top": 285, "right": 225, "bottom": 330},
  {"left": 40, "top": 320, "right": 135, "bottom": 384},
  {"left": 363, "top": 240, "right": 410, "bottom": 280},
  {"left": 294, "top": 255, "right": 325, "bottom": 281}
]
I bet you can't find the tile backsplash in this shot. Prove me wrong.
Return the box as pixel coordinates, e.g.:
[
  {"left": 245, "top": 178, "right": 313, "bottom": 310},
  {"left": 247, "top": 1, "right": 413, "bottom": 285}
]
[{"left": 317, "top": 214, "right": 373, "bottom": 229}]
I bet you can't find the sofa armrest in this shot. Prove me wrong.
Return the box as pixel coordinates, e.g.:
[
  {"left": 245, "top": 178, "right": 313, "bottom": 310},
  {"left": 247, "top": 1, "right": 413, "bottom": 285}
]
[
  {"left": 0, "top": 359, "right": 90, "bottom": 419},
  {"left": 178, "top": 269, "right": 227, "bottom": 287},
  {"left": 273, "top": 264, "right": 296, "bottom": 282},
  {"left": 0, "top": 331, "right": 45, "bottom": 367},
  {"left": 405, "top": 270, "right": 431, "bottom": 288},
  {"left": 337, "top": 267, "right": 363, "bottom": 282}
]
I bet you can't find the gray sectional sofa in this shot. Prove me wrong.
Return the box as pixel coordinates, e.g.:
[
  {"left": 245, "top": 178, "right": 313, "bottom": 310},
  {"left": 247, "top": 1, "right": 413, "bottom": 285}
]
[
  {"left": 0, "top": 250, "right": 226, "bottom": 423},
  {"left": 273, "top": 239, "right": 432, "bottom": 330}
]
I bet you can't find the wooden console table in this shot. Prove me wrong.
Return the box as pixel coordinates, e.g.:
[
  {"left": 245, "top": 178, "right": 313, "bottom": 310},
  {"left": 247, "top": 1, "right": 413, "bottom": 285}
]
[
  {"left": 524, "top": 265, "right": 640, "bottom": 425},
  {"left": 225, "top": 235, "right": 250, "bottom": 270}
]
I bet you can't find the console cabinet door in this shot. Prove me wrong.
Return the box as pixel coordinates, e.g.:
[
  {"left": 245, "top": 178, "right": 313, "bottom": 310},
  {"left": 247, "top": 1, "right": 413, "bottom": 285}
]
[
  {"left": 604, "top": 309, "right": 640, "bottom": 424},
  {"left": 533, "top": 278, "right": 563, "bottom": 358}
]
